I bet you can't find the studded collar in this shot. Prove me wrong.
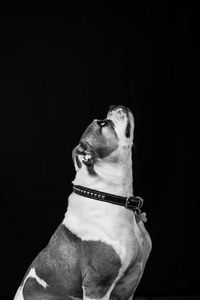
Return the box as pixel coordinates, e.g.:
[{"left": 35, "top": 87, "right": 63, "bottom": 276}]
[{"left": 73, "top": 185, "right": 144, "bottom": 214}]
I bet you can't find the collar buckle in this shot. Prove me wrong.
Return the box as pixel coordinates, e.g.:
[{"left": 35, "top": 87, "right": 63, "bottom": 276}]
[
  {"left": 135, "top": 196, "right": 144, "bottom": 209},
  {"left": 125, "top": 195, "right": 144, "bottom": 211},
  {"left": 125, "top": 197, "right": 132, "bottom": 209}
]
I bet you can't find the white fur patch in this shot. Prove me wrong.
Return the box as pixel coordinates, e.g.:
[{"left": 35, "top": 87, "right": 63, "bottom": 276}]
[
  {"left": 63, "top": 193, "right": 141, "bottom": 283},
  {"left": 14, "top": 267, "right": 49, "bottom": 300},
  {"left": 14, "top": 286, "right": 24, "bottom": 300},
  {"left": 27, "top": 268, "right": 49, "bottom": 288}
]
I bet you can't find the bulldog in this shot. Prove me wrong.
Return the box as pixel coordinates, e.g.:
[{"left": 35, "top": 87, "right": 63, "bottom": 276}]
[{"left": 14, "top": 105, "right": 152, "bottom": 300}]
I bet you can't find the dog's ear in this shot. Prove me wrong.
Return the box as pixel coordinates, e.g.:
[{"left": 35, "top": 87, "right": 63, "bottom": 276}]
[
  {"left": 72, "top": 142, "right": 96, "bottom": 171},
  {"left": 72, "top": 146, "right": 82, "bottom": 171}
]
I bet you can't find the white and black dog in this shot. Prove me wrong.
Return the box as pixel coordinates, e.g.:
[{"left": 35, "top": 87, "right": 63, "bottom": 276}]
[{"left": 14, "top": 105, "right": 152, "bottom": 300}]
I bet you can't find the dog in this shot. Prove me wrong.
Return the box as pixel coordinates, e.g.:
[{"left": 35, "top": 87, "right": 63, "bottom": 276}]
[{"left": 14, "top": 105, "right": 152, "bottom": 300}]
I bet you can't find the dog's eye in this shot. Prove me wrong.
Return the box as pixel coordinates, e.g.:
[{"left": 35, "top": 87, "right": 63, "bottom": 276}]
[
  {"left": 97, "top": 119, "right": 115, "bottom": 129},
  {"left": 125, "top": 121, "right": 131, "bottom": 138}
]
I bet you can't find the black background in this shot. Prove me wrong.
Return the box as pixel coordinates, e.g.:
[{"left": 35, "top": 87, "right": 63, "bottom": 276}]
[{"left": 0, "top": 5, "right": 199, "bottom": 299}]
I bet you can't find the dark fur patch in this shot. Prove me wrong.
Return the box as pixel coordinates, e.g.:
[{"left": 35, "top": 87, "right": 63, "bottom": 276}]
[
  {"left": 82, "top": 160, "right": 97, "bottom": 176},
  {"left": 95, "top": 146, "right": 115, "bottom": 159},
  {"left": 125, "top": 121, "right": 131, "bottom": 138},
  {"left": 21, "top": 225, "right": 121, "bottom": 299},
  {"left": 80, "top": 121, "right": 118, "bottom": 160},
  {"left": 81, "top": 238, "right": 121, "bottom": 298},
  {"left": 111, "top": 248, "right": 143, "bottom": 299},
  {"left": 75, "top": 155, "right": 82, "bottom": 169}
]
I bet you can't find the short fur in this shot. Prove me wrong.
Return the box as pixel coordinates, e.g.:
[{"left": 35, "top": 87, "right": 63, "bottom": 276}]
[{"left": 14, "top": 105, "right": 152, "bottom": 300}]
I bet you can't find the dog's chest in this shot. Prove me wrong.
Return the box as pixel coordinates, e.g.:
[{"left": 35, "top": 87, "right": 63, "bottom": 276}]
[{"left": 63, "top": 196, "right": 145, "bottom": 277}]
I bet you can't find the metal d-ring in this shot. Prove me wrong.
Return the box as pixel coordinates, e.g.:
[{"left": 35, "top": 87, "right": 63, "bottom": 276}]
[{"left": 135, "top": 196, "right": 144, "bottom": 209}]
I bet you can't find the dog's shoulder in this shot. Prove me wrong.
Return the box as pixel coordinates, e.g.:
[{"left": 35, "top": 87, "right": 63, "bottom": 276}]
[
  {"left": 56, "top": 224, "right": 122, "bottom": 272},
  {"left": 48, "top": 224, "right": 122, "bottom": 274}
]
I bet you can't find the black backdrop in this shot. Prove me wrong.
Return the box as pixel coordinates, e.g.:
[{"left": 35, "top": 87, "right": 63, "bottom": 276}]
[{"left": 0, "top": 5, "right": 199, "bottom": 299}]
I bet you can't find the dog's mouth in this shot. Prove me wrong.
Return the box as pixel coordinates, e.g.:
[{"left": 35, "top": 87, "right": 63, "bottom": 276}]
[{"left": 79, "top": 140, "right": 92, "bottom": 152}]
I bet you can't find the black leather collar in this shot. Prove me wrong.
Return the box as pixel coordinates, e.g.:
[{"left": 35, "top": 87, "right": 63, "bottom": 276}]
[{"left": 73, "top": 185, "right": 144, "bottom": 214}]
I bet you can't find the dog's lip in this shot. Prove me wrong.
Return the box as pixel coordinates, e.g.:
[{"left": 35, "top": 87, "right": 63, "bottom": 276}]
[{"left": 79, "top": 140, "right": 92, "bottom": 150}]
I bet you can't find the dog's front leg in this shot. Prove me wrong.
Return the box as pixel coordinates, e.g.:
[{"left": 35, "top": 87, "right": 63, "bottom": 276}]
[
  {"left": 82, "top": 289, "right": 115, "bottom": 300},
  {"left": 82, "top": 272, "right": 117, "bottom": 300},
  {"left": 82, "top": 286, "right": 114, "bottom": 300}
]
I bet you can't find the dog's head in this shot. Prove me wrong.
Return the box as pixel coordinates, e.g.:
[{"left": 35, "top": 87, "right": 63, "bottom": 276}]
[{"left": 72, "top": 105, "right": 134, "bottom": 174}]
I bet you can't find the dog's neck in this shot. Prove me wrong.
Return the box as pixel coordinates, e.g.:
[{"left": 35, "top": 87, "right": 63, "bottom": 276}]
[{"left": 72, "top": 157, "right": 133, "bottom": 197}]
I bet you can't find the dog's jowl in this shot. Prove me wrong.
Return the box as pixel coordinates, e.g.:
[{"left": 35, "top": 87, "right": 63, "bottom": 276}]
[{"left": 14, "top": 106, "right": 152, "bottom": 300}]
